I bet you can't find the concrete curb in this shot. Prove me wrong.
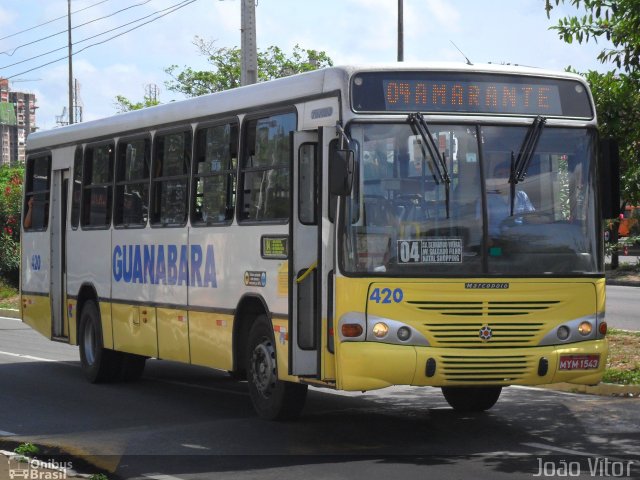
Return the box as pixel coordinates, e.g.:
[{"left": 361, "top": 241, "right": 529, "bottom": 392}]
[
  {"left": 543, "top": 382, "right": 640, "bottom": 397},
  {"left": 0, "top": 308, "right": 20, "bottom": 319}
]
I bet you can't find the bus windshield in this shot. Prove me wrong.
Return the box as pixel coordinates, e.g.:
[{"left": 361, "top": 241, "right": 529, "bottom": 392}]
[{"left": 340, "top": 122, "right": 600, "bottom": 276}]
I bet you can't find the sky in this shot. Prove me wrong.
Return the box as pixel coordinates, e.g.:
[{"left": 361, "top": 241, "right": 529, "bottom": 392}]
[{"left": 0, "top": 0, "right": 616, "bottom": 131}]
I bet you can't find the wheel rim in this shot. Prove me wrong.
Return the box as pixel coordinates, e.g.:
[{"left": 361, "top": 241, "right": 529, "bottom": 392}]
[
  {"left": 250, "top": 336, "right": 276, "bottom": 399},
  {"left": 83, "top": 318, "right": 97, "bottom": 366}
]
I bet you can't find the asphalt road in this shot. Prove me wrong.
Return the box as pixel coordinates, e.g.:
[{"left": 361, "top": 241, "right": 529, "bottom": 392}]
[
  {"left": 606, "top": 285, "right": 640, "bottom": 331},
  {"left": 1, "top": 316, "right": 640, "bottom": 480}
]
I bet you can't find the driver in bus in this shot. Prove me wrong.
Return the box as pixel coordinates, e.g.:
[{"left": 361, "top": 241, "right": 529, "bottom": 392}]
[{"left": 484, "top": 159, "right": 535, "bottom": 239}]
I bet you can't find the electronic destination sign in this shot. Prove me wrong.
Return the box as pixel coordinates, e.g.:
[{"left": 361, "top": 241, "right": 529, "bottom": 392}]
[{"left": 351, "top": 71, "right": 593, "bottom": 118}]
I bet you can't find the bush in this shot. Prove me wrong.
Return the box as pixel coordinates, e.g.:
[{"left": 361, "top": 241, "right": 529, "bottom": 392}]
[{"left": 0, "top": 165, "right": 24, "bottom": 286}]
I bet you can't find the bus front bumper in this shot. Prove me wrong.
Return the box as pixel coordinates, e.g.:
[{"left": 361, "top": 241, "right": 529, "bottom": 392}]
[{"left": 336, "top": 339, "right": 608, "bottom": 391}]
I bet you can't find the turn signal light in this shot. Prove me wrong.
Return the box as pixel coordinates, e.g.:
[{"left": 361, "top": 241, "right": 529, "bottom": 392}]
[
  {"left": 599, "top": 321, "right": 608, "bottom": 336},
  {"left": 342, "top": 324, "right": 363, "bottom": 337}
]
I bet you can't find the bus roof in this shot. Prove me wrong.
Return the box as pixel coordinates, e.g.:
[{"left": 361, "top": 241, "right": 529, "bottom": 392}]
[{"left": 26, "top": 62, "right": 589, "bottom": 152}]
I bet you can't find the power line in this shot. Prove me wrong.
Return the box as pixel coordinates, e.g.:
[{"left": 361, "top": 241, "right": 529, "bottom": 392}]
[
  {"left": 1, "top": 0, "right": 152, "bottom": 56},
  {"left": 0, "top": 0, "right": 111, "bottom": 42},
  {"left": 0, "top": 0, "right": 196, "bottom": 71},
  {"left": 6, "top": 0, "right": 199, "bottom": 80}
]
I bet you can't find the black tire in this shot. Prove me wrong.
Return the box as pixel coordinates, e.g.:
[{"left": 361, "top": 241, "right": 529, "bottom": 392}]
[
  {"left": 119, "top": 353, "right": 146, "bottom": 381},
  {"left": 441, "top": 386, "right": 502, "bottom": 412},
  {"left": 78, "top": 300, "right": 122, "bottom": 383},
  {"left": 246, "top": 315, "right": 307, "bottom": 420}
]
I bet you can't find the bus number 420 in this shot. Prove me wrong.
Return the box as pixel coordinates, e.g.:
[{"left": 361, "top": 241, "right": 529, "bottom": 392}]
[
  {"left": 31, "top": 254, "right": 41, "bottom": 271},
  {"left": 369, "top": 288, "right": 404, "bottom": 304}
]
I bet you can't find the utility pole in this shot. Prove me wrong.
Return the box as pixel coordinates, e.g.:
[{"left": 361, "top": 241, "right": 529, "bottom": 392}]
[
  {"left": 67, "top": 0, "right": 74, "bottom": 124},
  {"left": 241, "top": 0, "right": 257, "bottom": 85},
  {"left": 397, "top": 0, "right": 404, "bottom": 62}
]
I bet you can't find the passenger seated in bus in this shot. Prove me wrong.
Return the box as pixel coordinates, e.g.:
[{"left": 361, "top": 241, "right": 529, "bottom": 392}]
[
  {"left": 23, "top": 196, "right": 34, "bottom": 229},
  {"left": 122, "top": 192, "right": 144, "bottom": 225},
  {"left": 484, "top": 160, "right": 535, "bottom": 238}
]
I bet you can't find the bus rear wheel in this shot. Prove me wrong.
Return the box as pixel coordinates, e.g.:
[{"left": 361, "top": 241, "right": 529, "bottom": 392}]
[
  {"left": 441, "top": 386, "right": 502, "bottom": 412},
  {"left": 79, "top": 300, "right": 122, "bottom": 383},
  {"left": 246, "top": 316, "right": 307, "bottom": 420}
]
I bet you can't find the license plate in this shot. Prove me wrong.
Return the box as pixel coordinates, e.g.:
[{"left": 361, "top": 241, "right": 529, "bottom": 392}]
[{"left": 558, "top": 354, "right": 600, "bottom": 370}]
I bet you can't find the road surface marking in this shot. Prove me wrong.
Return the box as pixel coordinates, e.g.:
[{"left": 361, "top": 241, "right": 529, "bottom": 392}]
[
  {"left": 524, "top": 442, "right": 640, "bottom": 464},
  {"left": 511, "top": 385, "right": 583, "bottom": 397},
  {"left": 0, "top": 350, "right": 57, "bottom": 363},
  {"left": 522, "top": 442, "right": 595, "bottom": 456},
  {"left": 0, "top": 431, "right": 17, "bottom": 436},
  {"left": 142, "top": 474, "right": 186, "bottom": 480},
  {"left": 0, "top": 316, "right": 21, "bottom": 322}
]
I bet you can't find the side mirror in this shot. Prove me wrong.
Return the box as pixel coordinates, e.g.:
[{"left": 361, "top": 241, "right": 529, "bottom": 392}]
[
  {"left": 330, "top": 149, "right": 355, "bottom": 196},
  {"left": 599, "top": 138, "right": 621, "bottom": 219}
]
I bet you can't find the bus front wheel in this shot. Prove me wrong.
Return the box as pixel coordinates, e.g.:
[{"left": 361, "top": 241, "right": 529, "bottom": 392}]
[
  {"left": 79, "top": 300, "right": 122, "bottom": 383},
  {"left": 441, "top": 386, "right": 502, "bottom": 412},
  {"left": 246, "top": 315, "right": 307, "bottom": 420}
]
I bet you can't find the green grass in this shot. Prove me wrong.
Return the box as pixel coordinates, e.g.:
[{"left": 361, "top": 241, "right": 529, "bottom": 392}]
[
  {"left": 602, "top": 368, "right": 640, "bottom": 385},
  {"left": 89, "top": 474, "right": 109, "bottom": 480},
  {"left": 605, "top": 329, "right": 640, "bottom": 385},
  {"left": 14, "top": 442, "right": 39, "bottom": 456},
  {"left": 0, "top": 278, "right": 19, "bottom": 309}
]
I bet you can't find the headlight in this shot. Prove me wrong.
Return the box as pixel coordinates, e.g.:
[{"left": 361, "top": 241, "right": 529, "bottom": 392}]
[
  {"left": 397, "top": 326, "right": 412, "bottom": 341},
  {"left": 578, "top": 321, "right": 593, "bottom": 336},
  {"left": 372, "top": 322, "right": 389, "bottom": 338},
  {"left": 557, "top": 325, "right": 570, "bottom": 340}
]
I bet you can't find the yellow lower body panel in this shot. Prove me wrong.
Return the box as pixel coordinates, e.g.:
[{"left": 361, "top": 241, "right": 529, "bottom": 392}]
[
  {"left": 21, "top": 294, "right": 51, "bottom": 339},
  {"left": 189, "top": 311, "right": 233, "bottom": 371},
  {"left": 157, "top": 308, "right": 190, "bottom": 363},
  {"left": 112, "top": 304, "right": 158, "bottom": 357},
  {"left": 337, "top": 339, "right": 608, "bottom": 391}
]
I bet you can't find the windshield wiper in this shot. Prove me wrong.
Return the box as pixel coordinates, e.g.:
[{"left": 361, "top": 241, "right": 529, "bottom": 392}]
[
  {"left": 512, "top": 115, "right": 546, "bottom": 184},
  {"left": 509, "top": 115, "right": 546, "bottom": 215},
  {"left": 408, "top": 112, "right": 450, "bottom": 218}
]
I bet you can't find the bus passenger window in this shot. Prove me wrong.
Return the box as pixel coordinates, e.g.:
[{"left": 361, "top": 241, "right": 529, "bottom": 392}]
[
  {"left": 192, "top": 123, "right": 238, "bottom": 226},
  {"left": 240, "top": 112, "right": 295, "bottom": 222},
  {"left": 151, "top": 130, "right": 191, "bottom": 226},
  {"left": 70, "top": 147, "right": 82, "bottom": 229},
  {"left": 114, "top": 137, "right": 150, "bottom": 228},
  {"left": 81, "top": 143, "right": 114, "bottom": 229},
  {"left": 23, "top": 155, "right": 51, "bottom": 231}
]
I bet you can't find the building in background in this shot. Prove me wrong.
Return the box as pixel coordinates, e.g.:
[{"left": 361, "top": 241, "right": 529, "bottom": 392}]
[{"left": 0, "top": 78, "right": 37, "bottom": 165}]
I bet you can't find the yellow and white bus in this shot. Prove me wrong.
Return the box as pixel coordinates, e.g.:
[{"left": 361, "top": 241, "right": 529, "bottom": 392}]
[{"left": 21, "top": 63, "right": 618, "bottom": 419}]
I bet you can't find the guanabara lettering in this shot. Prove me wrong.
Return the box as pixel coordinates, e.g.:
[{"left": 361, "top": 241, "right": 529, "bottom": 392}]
[{"left": 112, "top": 244, "right": 217, "bottom": 287}]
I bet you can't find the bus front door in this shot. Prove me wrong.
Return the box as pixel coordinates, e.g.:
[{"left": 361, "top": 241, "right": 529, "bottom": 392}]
[
  {"left": 290, "top": 130, "right": 322, "bottom": 376},
  {"left": 50, "top": 168, "right": 69, "bottom": 340}
]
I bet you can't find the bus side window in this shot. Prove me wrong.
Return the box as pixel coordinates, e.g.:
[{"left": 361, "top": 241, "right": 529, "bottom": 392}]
[
  {"left": 240, "top": 111, "right": 296, "bottom": 222},
  {"left": 70, "top": 147, "right": 82, "bottom": 229},
  {"left": 81, "top": 143, "right": 114, "bottom": 229},
  {"left": 23, "top": 155, "right": 52, "bottom": 231},
  {"left": 151, "top": 129, "right": 191, "bottom": 226},
  {"left": 114, "top": 137, "right": 150, "bottom": 228},
  {"left": 192, "top": 122, "right": 238, "bottom": 226}
]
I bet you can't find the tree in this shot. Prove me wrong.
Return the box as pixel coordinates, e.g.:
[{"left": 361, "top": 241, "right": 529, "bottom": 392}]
[
  {"left": 164, "top": 37, "right": 333, "bottom": 97},
  {"left": 545, "top": 0, "right": 640, "bottom": 73},
  {"left": 584, "top": 70, "right": 640, "bottom": 205},
  {"left": 0, "top": 165, "right": 24, "bottom": 286},
  {"left": 114, "top": 92, "right": 161, "bottom": 113},
  {"left": 545, "top": 0, "right": 640, "bottom": 205}
]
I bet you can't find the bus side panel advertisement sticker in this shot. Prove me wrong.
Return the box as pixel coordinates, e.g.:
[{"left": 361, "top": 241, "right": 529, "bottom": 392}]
[
  {"left": 244, "top": 271, "right": 267, "bottom": 287},
  {"left": 261, "top": 236, "right": 288, "bottom": 259},
  {"left": 397, "top": 238, "right": 462, "bottom": 264}
]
